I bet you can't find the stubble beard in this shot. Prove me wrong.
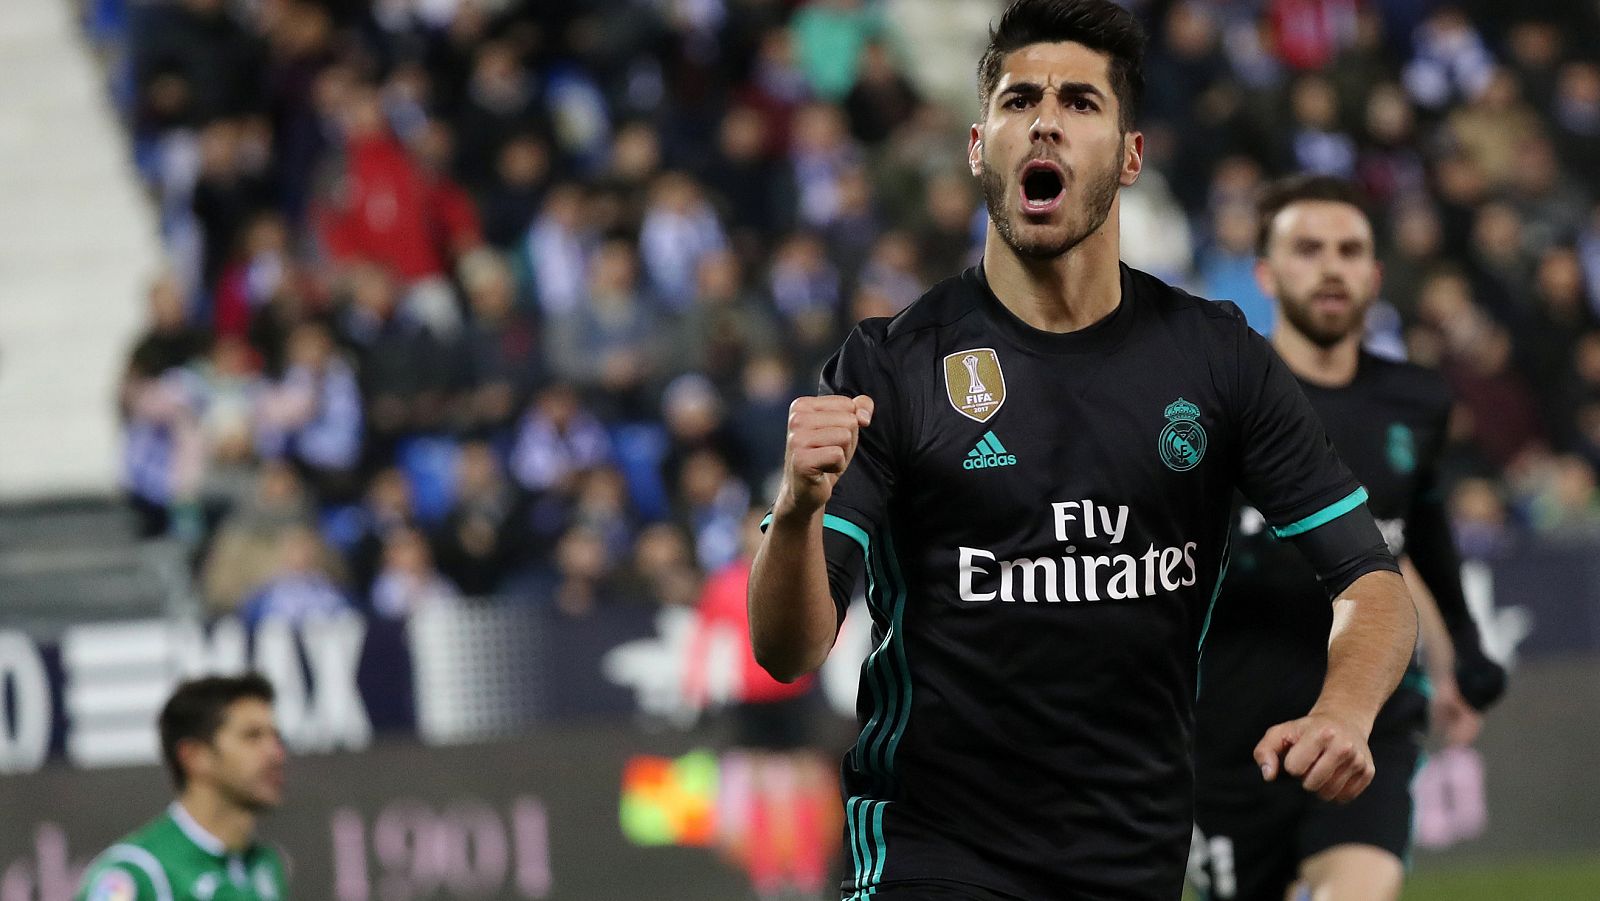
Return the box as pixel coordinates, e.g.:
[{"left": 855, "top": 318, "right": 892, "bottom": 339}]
[
  {"left": 979, "top": 144, "right": 1123, "bottom": 261},
  {"left": 1275, "top": 279, "right": 1371, "bottom": 349}
]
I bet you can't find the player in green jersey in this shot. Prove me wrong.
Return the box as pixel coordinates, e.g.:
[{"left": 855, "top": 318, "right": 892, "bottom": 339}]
[{"left": 76, "top": 674, "right": 288, "bottom": 901}]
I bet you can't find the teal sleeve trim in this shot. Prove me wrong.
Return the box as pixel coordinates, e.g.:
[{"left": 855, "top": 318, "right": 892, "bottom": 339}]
[
  {"left": 823, "top": 514, "right": 871, "bottom": 555},
  {"left": 1269, "top": 487, "right": 1369, "bottom": 539},
  {"left": 1400, "top": 670, "right": 1435, "bottom": 700},
  {"left": 758, "top": 512, "right": 872, "bottom": 558}
]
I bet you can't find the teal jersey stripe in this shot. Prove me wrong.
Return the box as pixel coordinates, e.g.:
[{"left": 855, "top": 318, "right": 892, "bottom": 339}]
[
  {"left": 1194, "top": 534, "right": 1232, "bottom": 699},
  {"left": 870, "top": 800, "right": 888, "bottom": 883},
  {"left": 984, "top": 430, "right": 1008, "bottom": 454},
  {"left": 757, "top": 512, "right": 872, "bottom": 559},
  {"left": 855, "top": 543, "right": 899, "bottom": 778},
  {"left": 1269, "top": 487, "right": 1369, "bottom": 538},
  {"left": 880, "top": 528, "right": 914, "bottom": 776},
  {"left": 1400, "top": 670, "right": 1434, "bottom": 699},
  {"left": 824, "top": 513, "right": 871, "bottom": 556}
]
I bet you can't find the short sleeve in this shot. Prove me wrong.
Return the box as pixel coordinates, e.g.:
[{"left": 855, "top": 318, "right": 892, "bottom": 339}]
[
  {"left": 817, "top": 324, "right": 899, "bottom": 539},
  {"left": 76, "top": 860, "right": 159, "bottom": 901},
  {"left": 1231, "top": 323, "right": 1397, "bottom": 595},
  {"left": 759, "top": 324, "right": 897, "bottom": 624}
]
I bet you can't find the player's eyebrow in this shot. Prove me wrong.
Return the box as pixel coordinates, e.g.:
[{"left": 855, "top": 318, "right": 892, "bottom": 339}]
[{"left": 997, "top": 81, "right": 1106, "bottom": 102}]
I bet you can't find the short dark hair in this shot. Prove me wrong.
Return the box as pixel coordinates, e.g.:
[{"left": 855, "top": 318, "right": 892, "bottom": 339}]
[
  {"left": 977, "top": 0, "right": 1147, "bottom": 131},
  {"left": 1255, "top": 175, "right": 1370, "bottom": 256},
  {"left": 159, "top": 673, "right": 275, "bottom": 791}
]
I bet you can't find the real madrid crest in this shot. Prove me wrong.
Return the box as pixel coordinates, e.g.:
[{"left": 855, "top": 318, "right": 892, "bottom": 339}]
[
  {"left": 943, "top": 348, "right": 1007, "bottom": 422},
  {"left": 1159, "top": 397, "right": 1207, "bottom": 472}
]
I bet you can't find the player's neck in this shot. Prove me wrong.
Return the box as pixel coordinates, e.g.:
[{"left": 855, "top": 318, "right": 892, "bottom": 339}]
[
  {"left": 982, "top": 213, "right": 1122, "bottom": 333},
  {"left": 1272, "top": 322, "right": 1361, "bottom": 388},
  {"left": 177, "top": 790, "right": 257, "bottom": 853}
]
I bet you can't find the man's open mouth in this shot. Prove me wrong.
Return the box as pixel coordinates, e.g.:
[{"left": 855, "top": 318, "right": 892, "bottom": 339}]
[{"left": 1019, "top": 161, "right": 1066, "bottom": 215}]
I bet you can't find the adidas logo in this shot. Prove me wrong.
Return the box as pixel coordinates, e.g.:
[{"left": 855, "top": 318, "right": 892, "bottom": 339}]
[{"left": 963, "top": 431, "right": 1017, "bottom": 470}]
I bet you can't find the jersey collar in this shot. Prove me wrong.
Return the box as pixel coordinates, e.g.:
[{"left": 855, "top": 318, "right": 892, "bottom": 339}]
[
  {"left": 969, "top": 260, "right": 1137, "bottom": 355},
  {"left": 168, "top": 801, "right": 230, "bottom": 858}
]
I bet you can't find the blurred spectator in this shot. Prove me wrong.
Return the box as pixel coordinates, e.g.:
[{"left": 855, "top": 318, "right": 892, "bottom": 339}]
[
  {"left": 200, "top": 461, "right": 315, "bottom": 612},
  {"left": 1517, "top": 247, "right": 1595, "bottom": 440},
  {"left": 1450, "top": 476, "right": 1512, "bottom": 559},
  {"left": 1503, "top": 20, "right": 1564, "bottom": 114},
  {"left": 1382, "top": 199, "right": 1446, "bottom": 318},
  {"left": 1355, "top": 83, "right": 1426, "bottom": 212},
  {"left": 768, "top": 231, "right": 842, "bottom": 368},
  {"left": 1506, "top": 136, "right": 1590, "bottom": 252},
  {"left": 545, "top": 238, "right": 661, "bottom": 410},
  {"left": 435, "top": 441, "right": 524, "bottom": 597},
  {"left": 213, "top": 212, "right": 291, "bottom": 338},
  {"left": 674, "top": 250, "right": 780, "bottom": 391},
  {"left": 789, "top": 102, "right": 861, "bottom": 229},
  {"left": 729, "top": 354, "right": 797, "bottom": 493},
  {"left": 480, "top": 133, "right": 552, "bottom": 248},
  {"left": 239, "top": 525, "right": 353, "bottom": 625},
  {"left": 843, "top": 41, "right": 919, "bottom": 145},
  {"left": 526, "top": 184, "right": 593, "bottom": 318},
  {"left": 342, "top": 467, "right": 417, "bottom": 597},
  {"left": 1402, "top": 7, "right": 1494, "bottom": 112},
  {"left": 133, "top": 0, "right": 263, "bottom": 131},
  {"left": 453, "top": 41, "right": 547, "bottom": 191},
  {"left": 1553, "top": 63, "right": 1600, "bottom": 196},
  {"left": 548, "top": 525, "right": 619, "bottom": 617},
  {"left": 316, "top": 85, "right": 477, "bottom": 290},
  {"left": 335, "top": 265, "right": 449, "bottom": 456},
  {"left": 255, "top": 321, "right": 363, "bottom": 500},
  {"left": 190, "top": 335, "right": 265, "bottom": 504},
  {"left": 121, "top": 342, "right": 206, "bottom": 538},
  {"left": 453, "top": 250, "right": 542, "bottom": 435},
  {"left": 1447, "top": 68, "right": 1544, "bottom": 190},
  {"left": 619, "top": 522, "right": 702, "bottom": 608},
  {"left": 789, "top": 0, "right": 885, "bottom": 102},
  {"left": 371, "top": 527, "right": 460, "bottom": 618},
  {"left": 702, "top": 105, "right": 796, "bottom": 247},
  {"left": 1267, "top": 0, "right": 1361, "bottom": 72},
  {"left": 131, "top": 272, "right": 208, "bottom": 374},
  {"left": 1464, "top": 201, "right": 1530, "bottom": 320},
  {"left": 1446, "top": 323, "right": 1545, "bottom": 471},
  {"left": 677, "top": 449, "right": 750, "bottom": 573},
  {"left": 639, "top": 172, "right": 730, "bottom": 312},
  {"left": 510, "top": 383, "right": 613, "bottom": 498},
  {"left": 1285, "top": 74, "right": 1357, "bottom": 177},
  {"left": 914, "top": 172, "right": 980, "bottom": 283},
  {"left": 1526, "top": 454, "right": 1600, "bottom": 538},
  {"left": 1198, "top": 201, "right": 1275, "bottom": 335},
  {"left": 192, "top": 119, "right": 274, "bottom": 293},
  {"left": 661, "top": 373, "right": 737, "bottom": 492}
]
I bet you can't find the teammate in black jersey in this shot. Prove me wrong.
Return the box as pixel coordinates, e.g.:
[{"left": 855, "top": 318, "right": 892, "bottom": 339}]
[
  {"left": 748, "top": 3, "right": 1419, "bottom": 899},
  {"left": 1189, "top": 178, "right": 1507, "bottom": 901}
]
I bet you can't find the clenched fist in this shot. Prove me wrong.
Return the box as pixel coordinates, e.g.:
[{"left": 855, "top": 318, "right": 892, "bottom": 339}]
[
  {"left": 1254, "top": 712, "right": 1376, "bottom": 803},
  {"left": 775, "top": 394, "right": 875, "bottom": 518}
]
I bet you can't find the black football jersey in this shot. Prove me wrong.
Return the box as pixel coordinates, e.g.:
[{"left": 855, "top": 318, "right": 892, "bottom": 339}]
[
  {"left": 800, "top": 264, "right": 1397, "bottom": 900},
  {"left": 1196, "top": 353, "right": 1460, "bottom": 770}
]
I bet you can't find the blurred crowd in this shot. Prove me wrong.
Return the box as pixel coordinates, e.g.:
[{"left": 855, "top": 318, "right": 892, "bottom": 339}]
[{"left": 102, "top": 0, "right": 1600, "bottom": 623}]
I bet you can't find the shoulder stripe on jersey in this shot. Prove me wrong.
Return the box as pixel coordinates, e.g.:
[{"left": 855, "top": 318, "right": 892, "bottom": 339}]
[
  {"left": 98, "top": 844, "right": 175, "bottom": 901},
  {"left": 1269, "top": 487, "right": 1369, "bottom": 539},
  {"left": 823, "top": 514, "right": 870, "bottom": 555}
]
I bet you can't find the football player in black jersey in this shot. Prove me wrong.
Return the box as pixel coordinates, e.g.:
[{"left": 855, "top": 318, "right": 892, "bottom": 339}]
[
  {"left": 1189, "top": 177, "right": 1506, "bottom": 901},
  {"left": 748, "top": 3, "right": 1420, "bottom": 899}
]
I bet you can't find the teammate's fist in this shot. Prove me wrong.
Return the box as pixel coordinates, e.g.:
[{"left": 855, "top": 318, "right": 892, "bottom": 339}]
[
  {"left": 1253, "top": 713, "right": 1375, "bottom": 803},
  {"left": 776, "top": 394, "right": 874, "bottom": 518}
]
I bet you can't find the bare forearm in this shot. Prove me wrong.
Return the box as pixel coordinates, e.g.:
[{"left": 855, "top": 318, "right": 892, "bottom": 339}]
[
  {"left": 1313, "top": 569, "right": 1418, "bottom": 736},
  {"left": 748, "top": 509, "right": 840, "bottom": 682},
  {"left": 1402, "top": 556, "right": 1456, "bottom": 682}
]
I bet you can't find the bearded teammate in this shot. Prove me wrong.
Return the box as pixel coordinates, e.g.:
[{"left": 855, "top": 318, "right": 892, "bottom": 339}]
[
  {"left": 76, "top": 675, "right": 289, "bottom": 901},
  {"left": 1189, "top": 176, "right": 1506, "bottom": 901},
  {"left": 748, "top": 1, "right": 1419, "bottom": 899}
]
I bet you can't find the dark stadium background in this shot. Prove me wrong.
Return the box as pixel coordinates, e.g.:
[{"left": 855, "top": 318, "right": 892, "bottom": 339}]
[{"left": 2, "top": 0, "right": 1599, "bottom": 898}]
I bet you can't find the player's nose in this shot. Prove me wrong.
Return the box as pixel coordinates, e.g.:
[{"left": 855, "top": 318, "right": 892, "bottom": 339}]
[{"left": 1030, "top": 104, "right": 1064, "bottom": 144}]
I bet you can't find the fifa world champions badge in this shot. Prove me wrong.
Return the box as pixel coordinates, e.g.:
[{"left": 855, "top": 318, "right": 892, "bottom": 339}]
[
  {"left": 944, "top": 348, "right": 1007, "bottom": 423},
  {"left": 1159, "top": 398, "right": 1207, "bottom": 472}
]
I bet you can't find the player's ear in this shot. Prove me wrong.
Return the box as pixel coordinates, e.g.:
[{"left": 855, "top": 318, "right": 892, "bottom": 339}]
[
  {"left": 968, "top": 124, "right": 983, "bottom": 177},
  {"left": 1253, "top": 256, "right": 1276, "bottom": 299},
  {"left": 177, "top": 737, "right": 212, "bottom": 783},
  {"left": 1120, "top": 130, "right": 1143, "bottom": 187}
]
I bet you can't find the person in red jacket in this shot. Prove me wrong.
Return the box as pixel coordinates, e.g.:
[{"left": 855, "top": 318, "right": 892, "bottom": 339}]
[{"left": 685, "top": 509, "right": 836, "bottom": 901}]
